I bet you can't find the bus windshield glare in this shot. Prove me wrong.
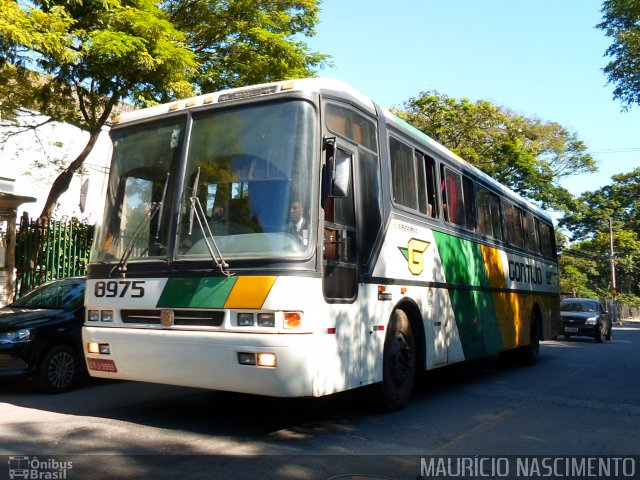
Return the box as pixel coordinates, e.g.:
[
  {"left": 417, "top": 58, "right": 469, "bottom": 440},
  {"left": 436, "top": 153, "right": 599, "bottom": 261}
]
[{"left": 91, "top": 100, "right": 318, "bottom": 264}]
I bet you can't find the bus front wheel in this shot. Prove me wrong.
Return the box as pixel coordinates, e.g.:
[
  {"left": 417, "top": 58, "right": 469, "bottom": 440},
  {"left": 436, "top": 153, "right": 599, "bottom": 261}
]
[{"left": 378, "top": 309, "right": 416, "bottom": 411}]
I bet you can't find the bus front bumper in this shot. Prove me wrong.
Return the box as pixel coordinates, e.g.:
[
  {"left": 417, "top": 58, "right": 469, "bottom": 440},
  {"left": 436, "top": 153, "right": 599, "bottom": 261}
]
[{"left": 82, "top": 326, "right": 319, "bottom": 398}]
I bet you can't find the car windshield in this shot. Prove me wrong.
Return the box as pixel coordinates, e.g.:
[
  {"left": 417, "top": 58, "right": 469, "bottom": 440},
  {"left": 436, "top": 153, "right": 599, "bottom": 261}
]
[
  {"left": 561, "top": 300, "right": 599, "bottom": 313},
  {"left": 11, "top": 279, "right": 85, "bottom": 309}
]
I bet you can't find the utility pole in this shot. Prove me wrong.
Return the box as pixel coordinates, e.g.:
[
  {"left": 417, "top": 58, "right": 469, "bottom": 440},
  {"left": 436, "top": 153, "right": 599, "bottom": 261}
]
[{"left": 609, "top": 217, "right": 617, "bottom": 321}]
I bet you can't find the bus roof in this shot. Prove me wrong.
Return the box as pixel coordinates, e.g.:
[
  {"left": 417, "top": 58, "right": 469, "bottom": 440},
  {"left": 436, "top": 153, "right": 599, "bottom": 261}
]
[{"left": 113, "top": 78, "right": 376, "bottom": 125}]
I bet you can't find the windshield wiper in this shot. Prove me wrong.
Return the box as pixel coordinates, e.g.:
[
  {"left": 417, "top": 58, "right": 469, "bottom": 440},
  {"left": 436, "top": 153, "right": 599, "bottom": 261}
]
[
  {"left": 188, "top": 167, "right": 232, "bottom": 276},
  {"left": 110, "top": 173, "right": 170, "bottom": 277}
]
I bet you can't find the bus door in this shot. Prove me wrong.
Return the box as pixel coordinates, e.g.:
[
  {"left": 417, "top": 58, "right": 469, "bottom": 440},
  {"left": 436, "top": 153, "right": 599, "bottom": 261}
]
[{"left": 322, "top": 139, "right": 364, "bottom": 383}]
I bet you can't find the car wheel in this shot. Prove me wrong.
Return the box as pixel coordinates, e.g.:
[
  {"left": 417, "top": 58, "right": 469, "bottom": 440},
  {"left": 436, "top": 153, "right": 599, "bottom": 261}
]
[
  {"left": 378, "top": 309, "right": 416, "bottom": 411},
  {"left": 605, "top": 323, "right": 613, "bottom": 341},
  {"left": 35, "top": 345, "right": 79, "bottom": 393},
  {"left": 594, "top": 324, "right": 603, "bottom": 343}
]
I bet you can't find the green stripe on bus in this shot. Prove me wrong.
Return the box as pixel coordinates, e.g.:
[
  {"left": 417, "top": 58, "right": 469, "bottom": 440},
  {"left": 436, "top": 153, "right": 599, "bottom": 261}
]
[
  {"left": 157, "top": 277, "right": 237, "bottom": 308},
  {"left": 157, "top": 278, "right": 200, "bottom": 308},
  {"left": 433, "top": 231, "right": 504, "bottom": 358},
  {"left": 432, "top": 231, "right": 489, "bottom": 287},
  {"left": 191, "top": 276, "right": 237, "bottom": 308}
]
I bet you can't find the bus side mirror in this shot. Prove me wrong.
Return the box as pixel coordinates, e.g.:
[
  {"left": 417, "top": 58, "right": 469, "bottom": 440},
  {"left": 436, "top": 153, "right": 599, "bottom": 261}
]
[{"left": 324, "top": 137, "right": 351, "bottom": 198}]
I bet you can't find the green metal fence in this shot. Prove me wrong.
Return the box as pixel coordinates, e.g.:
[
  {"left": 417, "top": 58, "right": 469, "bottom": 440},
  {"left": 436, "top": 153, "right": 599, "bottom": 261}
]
[{"left": 15, "top": 215, "right": 94, "bottom": 299}]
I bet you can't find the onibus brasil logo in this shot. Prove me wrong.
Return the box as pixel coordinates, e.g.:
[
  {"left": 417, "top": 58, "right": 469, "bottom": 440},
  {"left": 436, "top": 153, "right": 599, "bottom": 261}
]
[
  {"left": 398, "top": 238, "right": 430, "bottom": 275},
  {"left": 8, "top": 456, "right": 73, "bottom": 479}
]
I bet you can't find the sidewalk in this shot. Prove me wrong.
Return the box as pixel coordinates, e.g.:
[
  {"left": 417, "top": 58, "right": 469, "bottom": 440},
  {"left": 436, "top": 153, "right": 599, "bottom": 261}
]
[{"left": 614, "top": 317, "right": 640, "bottom": 326}]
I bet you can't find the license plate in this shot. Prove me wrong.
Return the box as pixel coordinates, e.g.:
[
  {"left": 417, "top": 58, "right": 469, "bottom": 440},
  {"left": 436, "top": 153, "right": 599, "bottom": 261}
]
[{"left": 565, "top": 327, "right": 578, "bottom": 333}]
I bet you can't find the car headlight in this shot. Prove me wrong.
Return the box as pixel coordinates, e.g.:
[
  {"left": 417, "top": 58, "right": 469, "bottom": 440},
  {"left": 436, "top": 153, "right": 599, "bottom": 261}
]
[
  {"left": 585, "top": 317, "right": 598, "bottom": 325},
  {"left": 0, "top": 329, "right": 32, "bottom": 344}
]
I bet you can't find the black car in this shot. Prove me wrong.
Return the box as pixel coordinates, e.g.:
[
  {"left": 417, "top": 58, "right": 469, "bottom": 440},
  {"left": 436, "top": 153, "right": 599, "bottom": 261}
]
[
  {"left": 0, "top": 277, "right": 86, "bottom": 393},
  {"left": 560, "top": 298, "right": 612, "bottom": 343}
]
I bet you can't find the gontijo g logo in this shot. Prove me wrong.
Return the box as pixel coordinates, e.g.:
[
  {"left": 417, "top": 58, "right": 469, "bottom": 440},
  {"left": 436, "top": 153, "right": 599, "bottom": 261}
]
[{"left": 398, "top": 238, "right": 430, "bottom": 275}]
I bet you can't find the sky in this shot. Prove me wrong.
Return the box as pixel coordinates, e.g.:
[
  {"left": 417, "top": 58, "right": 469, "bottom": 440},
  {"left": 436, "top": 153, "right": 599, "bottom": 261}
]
[{"left": 305, "top": 0, "right": 640, "bottom": 197}]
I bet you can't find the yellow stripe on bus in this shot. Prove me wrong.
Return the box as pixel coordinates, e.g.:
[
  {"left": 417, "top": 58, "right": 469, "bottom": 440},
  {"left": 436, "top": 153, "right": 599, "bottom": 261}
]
[
  {"left": 480, "top": 244, "right": 522, "bottom": 348},
  {"left": 223, "top": 276, "right": 277, "bottom": 309}
]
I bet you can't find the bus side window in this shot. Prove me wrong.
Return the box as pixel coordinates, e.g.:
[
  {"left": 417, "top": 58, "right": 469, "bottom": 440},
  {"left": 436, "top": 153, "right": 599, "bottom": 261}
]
[
  {"left": 441, "top": 166, "right": 474, "bottom": 230},
  {"left": 525, "top": 212, "right": 540, "bottom": 254},
  {"left": 505, "top": 202, "right": 524, "bottom": 248},
  {"left": 425, "top": 156, "right": 439, "bottom": 218},
  {"left": 441, "top": 167, "right": 461, "bottom": 224},
  {"left": 416, "top": 152, "right": 438, "bottom": 218},
  {"left": 390, "top": 137, "right": 418, "bottom": 210},
  {"left": 537, "top": 219, "right": 555, "bottom": 259},
  {"left": 477, "top": 187, "right": 502, "bottom": 240}
]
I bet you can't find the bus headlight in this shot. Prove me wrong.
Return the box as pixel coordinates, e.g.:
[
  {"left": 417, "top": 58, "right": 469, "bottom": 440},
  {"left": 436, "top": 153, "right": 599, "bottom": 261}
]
[
  {"left": 257, "top": 313, "right": 275, "bottom": 327},
  {"left": 87, "top": 342, "right": 110, "bottom": 354},
  {"left": 237, "top": 352, "right": 277, "bottom": 367},
  {"left": 237, "top": 313, "right": 254, "bottom": 327},
  {"left": 257, "top": 353, "right": 277, "bottom": 367}
]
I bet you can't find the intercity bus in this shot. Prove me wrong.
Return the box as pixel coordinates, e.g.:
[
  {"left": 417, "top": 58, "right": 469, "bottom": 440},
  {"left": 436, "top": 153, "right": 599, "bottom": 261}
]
[{"left": 83, "top": 78, "right": 560, "bottom": 410}]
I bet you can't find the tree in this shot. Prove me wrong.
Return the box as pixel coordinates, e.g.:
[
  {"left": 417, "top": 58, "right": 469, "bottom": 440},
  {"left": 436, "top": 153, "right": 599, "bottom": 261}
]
[
  {"left": 561, "top": 168, "right": 640, "bottom": 240},
  {"left": 393, "top": 91, "right": 596, "bottom": 211},
  {"left": 1, "top": 0, "right": 197, "bottom": 219},
  {"left": 598, "top": 0, "right": 640, "bottom": 110},
  {"left": 0, "top": 0, "right": 329, "bottom": 219},
  {"left": 166, "top": 0, "right": 330, "bottom": 93},
  {"left": 560, "top": 168, "right": 640, "bottom": 300}
]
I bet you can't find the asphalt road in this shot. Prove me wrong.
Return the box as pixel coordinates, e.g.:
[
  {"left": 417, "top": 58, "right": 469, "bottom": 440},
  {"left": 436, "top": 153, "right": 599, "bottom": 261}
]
[{"left": 1, "top": 322, "right": 640, "bottom": 479}]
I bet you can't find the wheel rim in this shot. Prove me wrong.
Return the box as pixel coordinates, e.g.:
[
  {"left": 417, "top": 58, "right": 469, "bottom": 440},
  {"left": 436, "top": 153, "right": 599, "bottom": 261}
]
[{"left": 47, "top": 350, "right": 76, "bottom": 389}]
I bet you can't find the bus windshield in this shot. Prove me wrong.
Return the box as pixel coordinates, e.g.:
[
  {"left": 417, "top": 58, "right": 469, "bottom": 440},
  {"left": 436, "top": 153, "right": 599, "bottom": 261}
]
[{"left": 91, "top": 99, "right": 318, "bottom": 265}]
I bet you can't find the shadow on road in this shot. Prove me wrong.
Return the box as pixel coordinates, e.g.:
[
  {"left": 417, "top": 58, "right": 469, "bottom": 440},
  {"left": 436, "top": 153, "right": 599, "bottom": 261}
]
[{"left": 2, "top": 326, "right": 638, "bottom": 444}]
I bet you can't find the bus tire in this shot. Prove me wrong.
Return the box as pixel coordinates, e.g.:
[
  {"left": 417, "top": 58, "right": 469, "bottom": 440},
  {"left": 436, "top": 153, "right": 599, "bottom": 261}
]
[
  {"left": 378, "top": 309, "right": 416, "bottom": 411},
  {"left": 518, "top": 312, "right": 541, "bottom": 366}
]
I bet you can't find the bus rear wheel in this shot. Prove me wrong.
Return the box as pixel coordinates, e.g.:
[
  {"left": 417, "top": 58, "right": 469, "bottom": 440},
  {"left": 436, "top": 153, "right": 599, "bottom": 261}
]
[
  {"left": 378, "top": 309, "right": 416, "bottom": 411},
  {"left": 518, "top": 312, "right": 541, "bottom": 366}
]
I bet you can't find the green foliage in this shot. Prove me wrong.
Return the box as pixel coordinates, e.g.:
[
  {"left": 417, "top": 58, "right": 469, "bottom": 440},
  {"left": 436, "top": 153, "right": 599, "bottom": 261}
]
[
  {"left": 598, "top": 0, "right": 640, "bottom": 110},
  {"left": 617, "top": 293, "right": 640, "bottom": 308},
  {"left": 0, "top": 0, "right": 328, "bottom": 218},
  {"left": 561, "top": 167, "right": 640, "bottom": 240},
  {"left": 392, "top": 91, "right": 596, "bottom": 211},
  {"left": 1, "top": 0, "right": 197, "bottom": 128},
  {"left": 559, "top": 168, "right": 640, "bottom": 300},
  {"left": 559, "top": 241, "right": 609, "bottom": 298},
  {"left": 165, "top": 0, "right": 331, "bottom": 94},
  {"left": 560, "top": 263, "right": 599, "bottom": 298}
]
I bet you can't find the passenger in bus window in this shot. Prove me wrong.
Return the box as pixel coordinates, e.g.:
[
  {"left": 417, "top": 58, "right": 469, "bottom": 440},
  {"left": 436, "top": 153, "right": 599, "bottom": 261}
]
[{"left": 288, "top": 200, "right": 309, "bottom": 244}]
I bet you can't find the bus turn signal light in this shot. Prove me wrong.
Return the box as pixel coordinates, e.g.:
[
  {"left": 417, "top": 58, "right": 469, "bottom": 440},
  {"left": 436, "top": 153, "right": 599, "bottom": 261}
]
[{"left": 283, "top": 312, "right": 302, "bottom": 329}]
